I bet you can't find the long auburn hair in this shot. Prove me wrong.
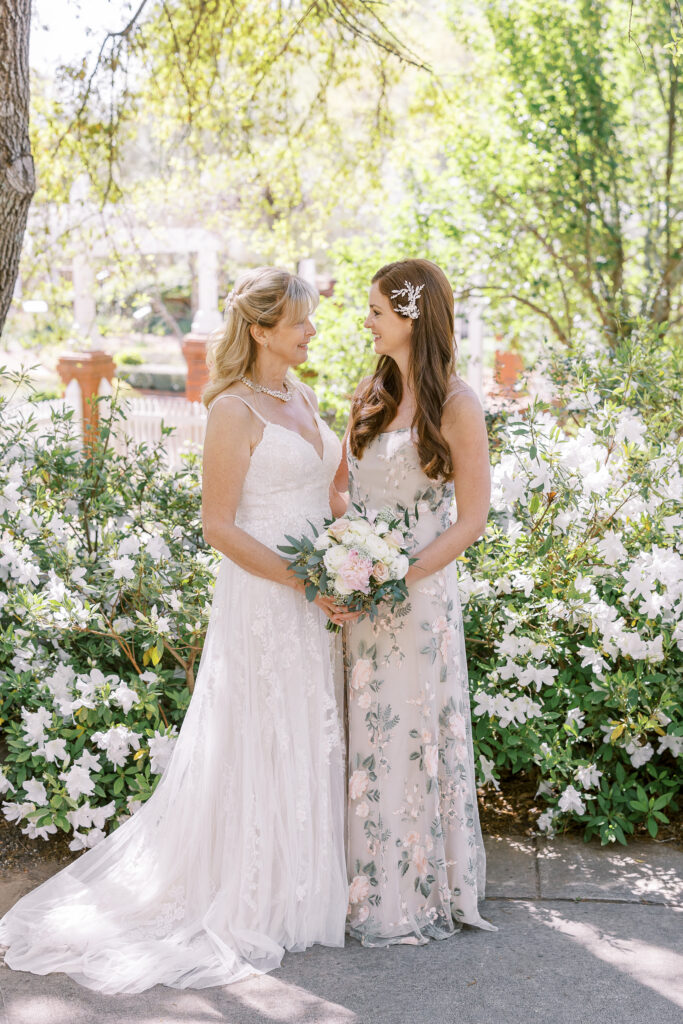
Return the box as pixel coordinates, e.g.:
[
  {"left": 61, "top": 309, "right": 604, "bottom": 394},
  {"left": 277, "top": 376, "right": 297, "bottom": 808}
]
[
  {"left": 202, "top": 267, "right": 318, "bottom": 408},
  {"left": 349, "top": 259, "right": 457, "bottom": 480}
]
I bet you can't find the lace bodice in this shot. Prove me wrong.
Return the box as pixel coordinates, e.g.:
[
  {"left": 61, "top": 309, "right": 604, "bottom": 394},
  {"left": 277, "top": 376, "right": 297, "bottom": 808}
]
[{"left": 210, "top": 391, "right": 342, "bottom": 550}]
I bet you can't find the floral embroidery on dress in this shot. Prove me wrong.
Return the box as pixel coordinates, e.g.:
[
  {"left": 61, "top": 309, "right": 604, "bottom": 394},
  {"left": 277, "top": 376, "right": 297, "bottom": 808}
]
[{"left": 345, "top": 431, "right": 495, "bottom": 945}]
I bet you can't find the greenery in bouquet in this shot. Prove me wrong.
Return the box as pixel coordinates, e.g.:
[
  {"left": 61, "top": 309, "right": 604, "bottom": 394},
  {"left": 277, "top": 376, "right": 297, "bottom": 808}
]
[
  {"left": 0, "top": 368, "right": 220, "bottom": 851},
  {"left": 278, "top": 504, "right": 413, "bottom": 632}
]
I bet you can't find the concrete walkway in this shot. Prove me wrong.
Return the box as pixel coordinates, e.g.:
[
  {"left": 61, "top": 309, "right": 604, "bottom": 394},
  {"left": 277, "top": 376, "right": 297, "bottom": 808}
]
[{"left": 0, "top": 835, "right": 681, "bottom": 1024}]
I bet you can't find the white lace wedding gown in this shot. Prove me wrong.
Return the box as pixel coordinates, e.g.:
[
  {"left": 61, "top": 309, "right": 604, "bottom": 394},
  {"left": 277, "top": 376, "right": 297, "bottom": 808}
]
[{"left": 0, "top": 390, "right": 347, "bottom": 994}]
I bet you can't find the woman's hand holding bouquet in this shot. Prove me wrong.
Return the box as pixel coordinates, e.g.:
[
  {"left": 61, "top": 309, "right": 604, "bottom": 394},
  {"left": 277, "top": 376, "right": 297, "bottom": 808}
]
[{"left": 278, "top": 504, "right": 413, "bottom": 632}]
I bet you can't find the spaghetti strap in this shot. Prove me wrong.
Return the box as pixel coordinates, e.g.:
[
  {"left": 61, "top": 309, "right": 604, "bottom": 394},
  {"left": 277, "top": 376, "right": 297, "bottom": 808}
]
[
  {"left": 292, "top": 380, "right": 318, "bottom": 416},
  {"left": 208, "top": 393, "right": 269, "bottom": 425}
]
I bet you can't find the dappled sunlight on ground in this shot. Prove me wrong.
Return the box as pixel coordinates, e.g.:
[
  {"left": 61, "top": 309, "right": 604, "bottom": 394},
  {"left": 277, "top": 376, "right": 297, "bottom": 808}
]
[{"left": 529, "top": 904, "right": 683, "bottom": 1010}]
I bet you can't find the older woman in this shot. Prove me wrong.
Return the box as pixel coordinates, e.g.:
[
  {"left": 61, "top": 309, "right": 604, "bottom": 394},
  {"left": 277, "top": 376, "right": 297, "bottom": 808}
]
[{"left": 0, "top": 267, "right": 353, "bottom": 992}]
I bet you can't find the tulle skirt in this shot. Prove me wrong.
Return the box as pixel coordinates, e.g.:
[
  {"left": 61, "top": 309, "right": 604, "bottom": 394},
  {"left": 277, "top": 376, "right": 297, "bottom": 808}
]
[{"left": 0, "top": 558, "right": 347, "bottom": 993}]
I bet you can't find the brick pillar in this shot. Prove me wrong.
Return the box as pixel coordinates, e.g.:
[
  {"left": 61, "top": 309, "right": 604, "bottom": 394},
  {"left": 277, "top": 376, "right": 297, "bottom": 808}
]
[
  {"left": 57, "top": 350, "right": 116, "bottom": 441},
  {"left": 494, "top": 349, "right": 524, "bottom": 394},
  {"left": 182, "top": 333, "right": 210, "bottom": 403}
]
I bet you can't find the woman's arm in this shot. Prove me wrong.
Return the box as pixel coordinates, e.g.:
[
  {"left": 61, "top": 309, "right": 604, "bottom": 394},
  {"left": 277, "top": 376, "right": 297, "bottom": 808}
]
[
  {"left": 404, "top": 389, "right": 490, "bottom": 586},
  {"left": 330, "top": 422, "right": 351, "bottom": 516},
  {"left": 202, "top": 398, "right": 301, "bottom": 588}
]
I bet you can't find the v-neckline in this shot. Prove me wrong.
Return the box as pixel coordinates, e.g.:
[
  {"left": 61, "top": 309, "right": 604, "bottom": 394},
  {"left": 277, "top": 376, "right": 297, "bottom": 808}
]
[{"left": 264, "top": 413, "right": 325, "bottom": 463}]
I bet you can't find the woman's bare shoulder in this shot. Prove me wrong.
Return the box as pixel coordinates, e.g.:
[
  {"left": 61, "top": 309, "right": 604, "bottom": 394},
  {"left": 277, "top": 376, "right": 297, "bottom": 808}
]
[{"left": 442, "top": 377, "right": 484, "bottom": 425}]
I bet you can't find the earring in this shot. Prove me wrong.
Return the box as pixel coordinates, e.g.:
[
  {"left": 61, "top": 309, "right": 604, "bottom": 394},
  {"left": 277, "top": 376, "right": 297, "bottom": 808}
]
[{"left": 264, "top": 341, "right": 269, "bottom": 349}]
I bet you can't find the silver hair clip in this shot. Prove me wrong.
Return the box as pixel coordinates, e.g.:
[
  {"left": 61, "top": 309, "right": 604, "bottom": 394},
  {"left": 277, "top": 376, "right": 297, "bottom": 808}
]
[{"left": 390, "top": 280, "right": 424, "bottom": 319}]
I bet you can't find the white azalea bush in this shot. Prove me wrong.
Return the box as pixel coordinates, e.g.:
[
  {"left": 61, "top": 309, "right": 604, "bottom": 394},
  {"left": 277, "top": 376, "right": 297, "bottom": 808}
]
[
  {"left": 0, "top": 370, "right": 219, "bottom": 850},
  {"left": 463, "top": 330, "right": 682, "bottom": 843}
]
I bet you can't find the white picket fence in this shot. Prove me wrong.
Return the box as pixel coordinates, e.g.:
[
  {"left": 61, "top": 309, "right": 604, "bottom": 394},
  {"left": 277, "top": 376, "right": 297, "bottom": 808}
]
[
  {"left": 4, "top": 379, "right": 84, "bottom": 448},
  {"left": 6, "top": 380, "right": 207, "bottom": 468},
  {"left": 105, "top": 387, "right": 207, "bottom": 467}
]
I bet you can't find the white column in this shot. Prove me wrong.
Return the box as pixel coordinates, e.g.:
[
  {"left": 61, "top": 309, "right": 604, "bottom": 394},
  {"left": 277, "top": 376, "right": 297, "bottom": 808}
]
[
  {"left": 297, "top": 258, "right": 316, "bottom": 286},
  {"left": 191, "top": 248, "right": 223, "bottom": 333},
  {"left": 466, "top": 299, "right": 484, "bottom": 400},
  {"left": 72, "top": 254, "right": 97, "bottom": 338}
]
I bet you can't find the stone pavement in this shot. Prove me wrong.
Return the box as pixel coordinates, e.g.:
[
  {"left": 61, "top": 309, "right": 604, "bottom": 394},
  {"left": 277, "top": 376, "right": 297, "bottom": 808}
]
[{"left": 0, "top": 835, "right": 681, "bottom": 1024}]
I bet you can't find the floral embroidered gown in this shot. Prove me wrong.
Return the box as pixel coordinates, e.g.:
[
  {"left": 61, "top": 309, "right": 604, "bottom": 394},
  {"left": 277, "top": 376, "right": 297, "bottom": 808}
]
[
  {"left": 0, "top": 387, "right": 348, "bottom": 993},
  {"left": 345, "top": 428, "right": 495, "bottom": 944}
]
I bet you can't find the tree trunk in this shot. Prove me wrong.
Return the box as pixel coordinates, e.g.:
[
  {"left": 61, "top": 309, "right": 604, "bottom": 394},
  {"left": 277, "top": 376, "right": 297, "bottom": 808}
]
[{"left": 0, "top": 0, "right": 35, "bottom": 336}]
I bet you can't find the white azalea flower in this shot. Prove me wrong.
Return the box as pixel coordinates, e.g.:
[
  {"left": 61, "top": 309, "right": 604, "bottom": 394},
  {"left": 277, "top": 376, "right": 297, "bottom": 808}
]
[
  {"left": 91, "top": 725, "right": 141, "bottom": 767},
  {"left": 22, "top": 821, "right": 57, "bottom": 841},
  {"left": 576, "top": 764, "right": 603, "bottom": 789},
  {"left": 41, "top": 738, "right": 68, "bottom": 763},
  {"left": 144, "top": 534, "right": 171, "bottom": 561},
  {"left": 70, "top": 565, "right": 88, "bottom": 587},
  {"left": 2, "top": 800, "right": 33, "bottom": 824},
  {"left": 625, "top": 740, "right": 655, "bottom": 768},
  {"left": 111, "top": 682, "right": 139, "bottom": 715},
  {"left": 20, "top": 706, "right": 52, "bottom": 747},
  {"left": 148, "top": 728, "right": 178, "bottom": 775},
  {"left": 558, "top": 785, "right": 586, "bottom": 815},
  {"left": 596, "top": 530, "right": 627, "bottom": 565},
  {"left": 111, "top": 555, "right": 136, "bottom": 581},
  {"left": 0, "top": 774, "right": 15, "bottom": 796},
  {"left": 565, "top": 707, "right": 586, "bottom": 730},
  {"left": 118, "top": 535, "right": 141, "bottom": 556},
  {"left": 75, "top": 748, "right": 102, "bottom": 774},
  {"left": 658, "top": 735, "right": 683, "bottom": 758},
  {"left": 537, "top": 809, "right": 556, "bottom": 833},
  {"left": 60, "top": 764, "right": 96, "bottom": 800},
  {"left": 112, "top": 616, "right": 134, "bottom": 634},
  {"left": 479, "top": 756, "right": 500, "bottom": 790},
  {"left": 614, "top": 411, "right": 646, "bottom": 445},
  {"left": 22, "top": 779, "right": 47, "bottom": 804}
]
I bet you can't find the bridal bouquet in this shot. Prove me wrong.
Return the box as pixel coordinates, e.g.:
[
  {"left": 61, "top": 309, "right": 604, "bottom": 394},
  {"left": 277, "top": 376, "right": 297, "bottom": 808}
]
[{"left": 278, "top": 505, "right": 413, "bottom": 632}]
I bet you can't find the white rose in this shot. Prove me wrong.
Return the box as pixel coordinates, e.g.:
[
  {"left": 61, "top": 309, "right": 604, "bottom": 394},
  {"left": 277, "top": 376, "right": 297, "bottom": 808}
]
[
  {"left": 348, "top": 518, "right": 372, "bottom": 536},
  {"left": 365, "top": 534, "right": 390, "bottom": 560},
  {"left": 314, "top": 533, "right": 332, "bottom": 550},
  {"left": 374, "top": 520, "right": 389, "bottom": 535},
  {"left": 389, "top": 553, "right": 410, "bottom": 579},
  {"left": 332, "top": 578, "right": 354, "bottom": 597},
  {"left": 324, "top": 545, "right": 348, "bottom": 573}
]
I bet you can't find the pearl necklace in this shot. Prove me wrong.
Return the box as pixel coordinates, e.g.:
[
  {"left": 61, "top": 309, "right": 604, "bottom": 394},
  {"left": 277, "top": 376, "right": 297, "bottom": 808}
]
[{"left": 239, "top": 375, "right": 292, "bottom": 403}]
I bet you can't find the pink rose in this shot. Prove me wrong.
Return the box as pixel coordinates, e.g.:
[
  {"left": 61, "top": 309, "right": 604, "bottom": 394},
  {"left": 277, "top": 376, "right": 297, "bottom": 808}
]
[
  {"left": 355, "top": 801, "right": 370, "bottom": 818},
  {"left": 349, "top": 874, "right": 370, "bottom": 904},
  {"left": 356, "top": 904, "right": 370, "bottom": 923},
  {"left": 349, "top": 769, "right": 369, "bottom": 800},
  {"left": 404, "top": 830, "right": 420, "bottom": 847},
  {"left": 327, "top": 518, "right": 350, "bottom": 540},
  {"left": 357, "top": 692, "right": 371, "bottom": 710},
  {"left": 350, "top": 658, "right": 372, "bottom": 690},
  {"left": 372, "top": 560, "right": 390, "bottom": 583}
]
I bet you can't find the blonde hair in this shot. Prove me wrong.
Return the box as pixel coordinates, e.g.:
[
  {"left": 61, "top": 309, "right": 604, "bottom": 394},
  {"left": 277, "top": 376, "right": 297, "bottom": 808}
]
[{"left": 202, "top": 267, "right": 318, "bottom": 408}]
